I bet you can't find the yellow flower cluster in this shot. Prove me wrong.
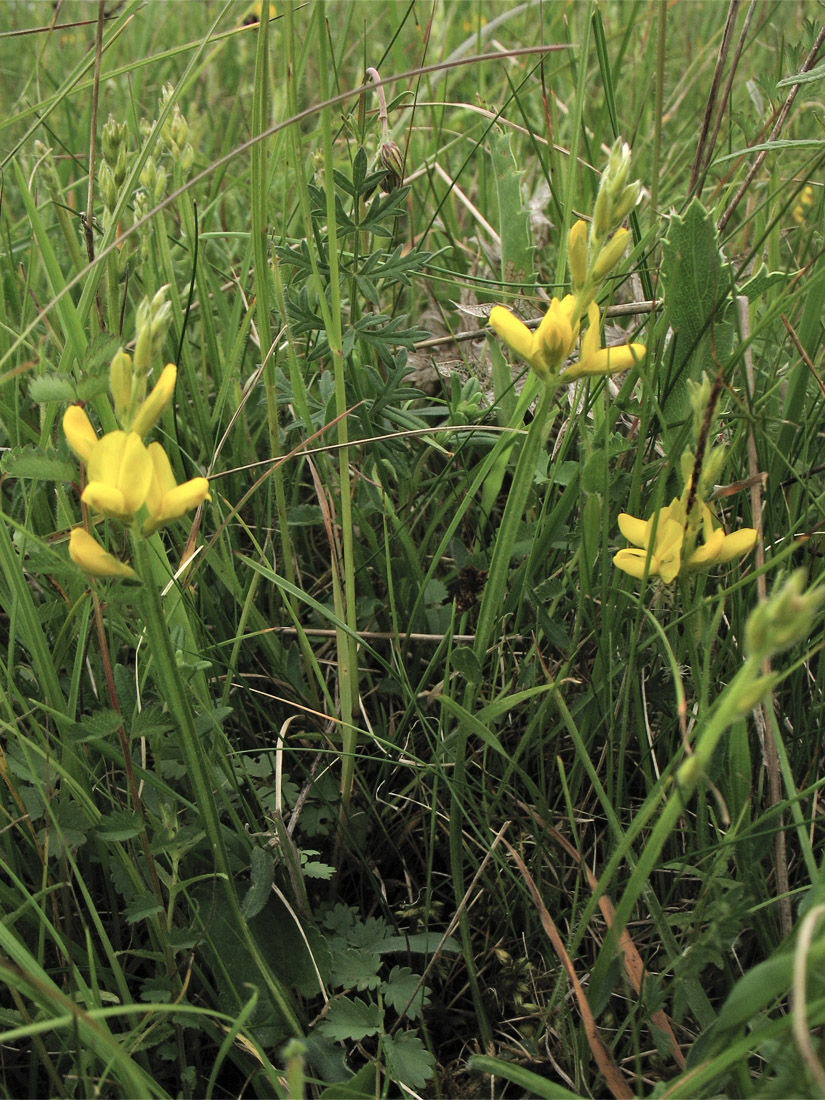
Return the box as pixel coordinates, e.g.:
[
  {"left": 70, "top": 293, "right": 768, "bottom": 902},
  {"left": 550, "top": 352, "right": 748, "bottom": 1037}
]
[
  {"left": 613, "top": 497, "right": 757, "bottom": 584},
  {"left": 489, "top": 140, "right": 646, "bottom": 387},
  {"left": 65, "top": 350, "right": 211, "bottom": 578}
]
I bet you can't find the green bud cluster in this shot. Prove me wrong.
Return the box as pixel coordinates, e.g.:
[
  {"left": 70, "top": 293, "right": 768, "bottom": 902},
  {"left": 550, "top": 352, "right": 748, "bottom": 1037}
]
[
  {"left": 745, "top": 570, "right": 825, "bottom": 660},
  {"left": 134, "top": 286, "right": 173, "bottom": 377}
]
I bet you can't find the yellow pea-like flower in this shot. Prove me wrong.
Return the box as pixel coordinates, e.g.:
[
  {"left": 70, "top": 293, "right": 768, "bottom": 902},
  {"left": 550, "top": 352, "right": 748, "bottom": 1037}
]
[
  {"left": 142, "top": 442, "right": 211, "bottom": 536},
  {"left": 81, "top": 431, "right": 154, "bottom": 524}
]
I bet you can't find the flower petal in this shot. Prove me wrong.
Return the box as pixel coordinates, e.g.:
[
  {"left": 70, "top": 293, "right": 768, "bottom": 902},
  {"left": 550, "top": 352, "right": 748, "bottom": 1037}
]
[
  {"left": 69, "top": 528, "right": 136, "bottom": 579},
  {"left": 130, "top": 364, "right": 177, "bottom": 437},
  {"left": 716, "top": 527, "right": 758, "bottom": 563},
  {"left": 63, "top": 406, "right": 98, "bottom": 464},
  {"left": 489, "top": 307, "right": 535, "bottom": 363},
  {"left": 614, "top": 548, "right": 655, "bottom": 579},
  {"left": 618, "top": 512, "right": 648, "bottom": 547}
]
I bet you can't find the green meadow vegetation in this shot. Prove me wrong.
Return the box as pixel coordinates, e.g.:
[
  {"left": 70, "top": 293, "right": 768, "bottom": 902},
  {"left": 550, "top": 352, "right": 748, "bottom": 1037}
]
[{"left": 2, "top": 0, "right": 825, "bottom": 1095}]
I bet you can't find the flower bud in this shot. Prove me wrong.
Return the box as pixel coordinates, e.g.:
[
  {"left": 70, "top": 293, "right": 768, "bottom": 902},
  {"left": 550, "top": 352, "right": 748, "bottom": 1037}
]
[
  {"left": 567, "top": 219, "right": 588, "bottom": 292},
  {"left": 134, "top": 287, "right": 172, "bottom": 374},
  {"left": 98, "top": 161, "right": 119, "bottom": 214},
  {"left": 591, "top": 227, "right": 630, "bottom": 283},
  {"left": 379, "top": 140, "right": 404, "bottom": 191},
  {"left": 109, "top": 349, "right": 133, "bottom": 419},
  {"left": 745, "top": 570, "right": 825, "bottom": 660},
  {"left": 101, "top": 115, "right": 128, "bottom": 168}
]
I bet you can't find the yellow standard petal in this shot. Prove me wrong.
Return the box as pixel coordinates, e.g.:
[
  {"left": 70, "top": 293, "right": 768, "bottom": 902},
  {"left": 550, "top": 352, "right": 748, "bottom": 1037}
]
[
  {"left": 69, "top": 528, "right": 136, "bottom": 579},
  {"left": 130, "top": 363, "right": 177, "bottom": 437},
  {"left": 63, "top": 405, "right": 98, "bottom": 464}
]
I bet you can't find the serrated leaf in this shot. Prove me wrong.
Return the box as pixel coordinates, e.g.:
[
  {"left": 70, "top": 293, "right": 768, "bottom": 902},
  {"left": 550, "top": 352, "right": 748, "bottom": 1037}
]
[
  {"left": 319, "top": 1063, "right": 377, "bottom": 1100},
  {"left": 241, "top": 846, "right": 274, "bottom": 920},
  {"left": 302, "top": 860, "right": 334, "bottom": 880},
  {"left": 331, "top": 946, "right": 382, "bottom": 991},
  {"left": 69, "top": 708, "right": 123, "bottom": 743},
  {"left": 659, "top": 199, "right": 733, "bottom": 430},
  {"left": 380, "top": 1030, "right": 434, "bottom": 1089},
  {"left": 490, "top": 127, "right": 536, "bottom": 295},
  {"left": 130, "top": 706, "right": 174, "bottom": 741},
  {"left": 382, "top": 966, "right": 429, "bottom": 1019},
  {"left": 1, "top": 447, "right": 76, "bottom": 482},
  {"left": 95, "top": 810, "right": 142, "bottom": 842},
  {"left": 377, "top": 932, "right": 461, "bottom": 955},
  {"left": 124, "top": 892, "right": 164, "bottom": 923},
  {"left": 28, "top": 375, "right": 77, "bottom": 403},
  {"left": 318, "top": 996, "right": 381, "bottom": 1042}
]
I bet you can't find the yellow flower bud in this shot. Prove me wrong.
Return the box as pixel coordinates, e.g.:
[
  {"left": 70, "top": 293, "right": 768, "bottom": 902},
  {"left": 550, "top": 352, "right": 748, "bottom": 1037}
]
[
  {"left": 567, "top": 219, "right": 588, "bottom": 292},
  {"left": 109, "top": 349, "right": 133, "bottom": 419},
  {"left": 69, "top": 528, "right": 136, "bottom": 580}
]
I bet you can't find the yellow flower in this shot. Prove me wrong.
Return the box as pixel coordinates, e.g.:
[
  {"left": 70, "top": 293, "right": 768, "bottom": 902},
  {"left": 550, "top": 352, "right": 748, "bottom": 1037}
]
[
  {"left": 69, "top": 528, "right": 136, "bottom": 580},
  {"left": 63, "top": 406, "right": 98, "bottom": 464},
  {"left": 81, "top": 431, "right": 154, "bottom": 524},
  {"left": 130, "top": 364, "right": 177, "bottom": 437},
  {"left": 614, "top": 498, "right": 757, "bottom": 583},
  {"left": 142, "top": 442, "right": 211, "bottom": 536},
  {"left": 791, "top": 184, "right": 815, "bottom": 225},
  {"left": 561, "top": 302, "right": 645, "bottom": 382},
  {"left": 490, "top": 295, "right": 580, "bottom": 383}
]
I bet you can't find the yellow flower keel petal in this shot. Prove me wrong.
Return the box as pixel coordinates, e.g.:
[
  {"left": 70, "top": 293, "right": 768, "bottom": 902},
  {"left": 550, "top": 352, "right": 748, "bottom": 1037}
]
[{"left": 69, "top": 528, "right": 136, "bottom": 579}]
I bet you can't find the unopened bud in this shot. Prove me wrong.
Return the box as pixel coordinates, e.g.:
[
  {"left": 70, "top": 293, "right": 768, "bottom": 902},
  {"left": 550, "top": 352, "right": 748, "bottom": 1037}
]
[
  {"left": 379, "top": 140, "right": 404, "bottom": 191},
  {"left": 591, "top": 227, "right": 630, "bottom": 283},
  {"left": 567, "top": 219, "right": 588, "bottom": 291},
  {"left": 134, "top": 286, "right": 172, "bottom": 374},
  {"left": 745, "top": 570, "right": 825, "bottom": 659},
  {"left": 179, "top": 143, "right": 195, "bottom": 175},
  {"left": 101, "top": 115, "right": 128, "bottom": 167},
  {"left": 99, "top": 161, "right": 118, "bottom": 212},
  {"left": 109, "top": 349, "right": 133, "bottom": 418}
]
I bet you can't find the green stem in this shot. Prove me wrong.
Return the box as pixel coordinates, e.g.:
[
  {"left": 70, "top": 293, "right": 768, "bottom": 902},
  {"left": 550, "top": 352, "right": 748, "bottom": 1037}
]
[
  {"left": 131, "top": 533, "right": 302, "bottom": 1036},
  {"left": 449, "top": 386, "right": 555, "bottom": 1046}
]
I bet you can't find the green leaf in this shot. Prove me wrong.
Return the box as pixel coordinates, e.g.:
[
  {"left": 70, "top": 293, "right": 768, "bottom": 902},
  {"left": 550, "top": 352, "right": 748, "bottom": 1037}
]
[
  {"left": 382, "top": 965, "right": 429, "bottom": 1019},
  {"left": 318, "top": 996, "right": 381, "bottom": 1042},
  {"left": 124, "top": 892, "right": 165, "bottom": 924},
  {"left": 1, "top": 447, "right": 76, "bottom": 482},
  {"left": 450, "top": 645, "right": 482, "bottom": 685},
  {"left": 380, "top": 1030, "right": 434, "bottom": 1090},
  {"left": 377, "top": 932, "right": 461, "bottom": 956},
  {"left": 658, "top": 198, "right": 733, "bottom": 432},
  {"left": 69, "top": 708, "right": 124, "bottom": 743},
  {"left": 241, "top": 845, "right": 275, "bottom": 920},
  {"left": 28, "top": 375, "right": 78, "bottom": 403},
  {"left": 318, "top": 1063, "right": 377, "bottom": 1099},
  {"left": 468, "top": 1054, "right": 582, "bottom": 1098},
  {"left": 490, "top": 127, "right": 536, "bottom": 295},
  {"left": 95, "top": 811, "right": 143, "bottom": 843}
]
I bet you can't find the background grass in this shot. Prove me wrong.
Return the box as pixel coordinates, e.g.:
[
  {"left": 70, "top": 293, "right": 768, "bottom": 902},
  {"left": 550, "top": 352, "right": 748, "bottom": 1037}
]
[{"left": 2, "top": 1, "right": 825, "bottom": 1096}]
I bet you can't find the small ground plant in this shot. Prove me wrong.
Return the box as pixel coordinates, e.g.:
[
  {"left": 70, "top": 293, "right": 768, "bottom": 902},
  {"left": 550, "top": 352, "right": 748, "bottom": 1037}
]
[{"left": 2, "top": 2, "right": 825, "bottom": 1097}]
